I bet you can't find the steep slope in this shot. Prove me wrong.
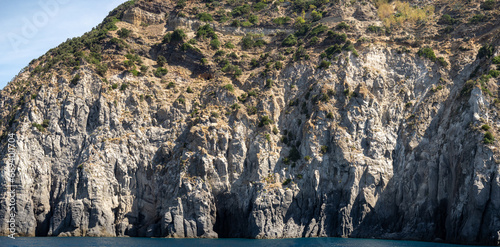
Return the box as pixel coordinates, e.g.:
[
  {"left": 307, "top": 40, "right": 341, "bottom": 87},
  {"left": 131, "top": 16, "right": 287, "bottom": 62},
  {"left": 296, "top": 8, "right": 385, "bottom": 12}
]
[{"left": 1, "top": 0, "right": 500, "bottom": 245}]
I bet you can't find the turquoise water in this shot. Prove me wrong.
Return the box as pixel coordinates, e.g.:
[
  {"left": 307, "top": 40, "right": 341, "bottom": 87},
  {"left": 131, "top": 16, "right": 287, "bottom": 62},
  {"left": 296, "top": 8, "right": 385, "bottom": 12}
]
[{"left": 0, "top": 237, "right": 489, "bottom": 247}]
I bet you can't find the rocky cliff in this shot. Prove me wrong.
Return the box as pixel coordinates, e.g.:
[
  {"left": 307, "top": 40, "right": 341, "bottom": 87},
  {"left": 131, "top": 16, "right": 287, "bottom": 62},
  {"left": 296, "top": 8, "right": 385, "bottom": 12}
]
[{"left": 1, "top": 0, "right": 500, "bottom": 245}]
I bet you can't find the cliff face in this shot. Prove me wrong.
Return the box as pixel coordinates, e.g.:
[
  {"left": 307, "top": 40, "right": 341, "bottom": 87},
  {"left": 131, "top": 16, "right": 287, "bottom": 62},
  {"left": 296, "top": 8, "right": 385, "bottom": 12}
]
[{"left": 1, "top": 0, "right": 500, "bottom": 245}]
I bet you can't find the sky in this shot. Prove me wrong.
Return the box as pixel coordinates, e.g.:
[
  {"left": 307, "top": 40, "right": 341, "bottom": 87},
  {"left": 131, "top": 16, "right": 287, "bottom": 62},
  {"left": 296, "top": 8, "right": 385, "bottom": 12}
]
[{"left": 0, "top": 0, "right": 128, "bottom": 89}]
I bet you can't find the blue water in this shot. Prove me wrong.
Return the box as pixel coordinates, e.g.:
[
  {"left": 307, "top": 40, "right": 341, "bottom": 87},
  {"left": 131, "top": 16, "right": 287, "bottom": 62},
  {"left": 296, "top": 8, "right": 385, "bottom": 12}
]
[{"left": 0, "top": 237, "right": 489, "bottom": 247}]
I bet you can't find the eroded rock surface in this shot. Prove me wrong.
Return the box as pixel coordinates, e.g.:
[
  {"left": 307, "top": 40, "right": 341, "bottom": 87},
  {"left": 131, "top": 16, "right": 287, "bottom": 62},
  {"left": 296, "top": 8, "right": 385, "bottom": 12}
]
[{"left": 1, "top": 0, "right": 500, "bottom": 245}]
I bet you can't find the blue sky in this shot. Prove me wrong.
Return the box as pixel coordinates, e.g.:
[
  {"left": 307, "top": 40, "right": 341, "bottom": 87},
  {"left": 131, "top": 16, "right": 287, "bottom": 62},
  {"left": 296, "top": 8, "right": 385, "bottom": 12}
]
[{"left": 0, "top": 0, "right": 128, "bottom": 89}]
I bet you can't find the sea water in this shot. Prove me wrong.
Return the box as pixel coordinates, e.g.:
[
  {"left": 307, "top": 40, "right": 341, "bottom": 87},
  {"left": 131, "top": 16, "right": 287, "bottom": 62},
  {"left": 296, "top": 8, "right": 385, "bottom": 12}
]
[{"left": 0, "top": 237, "right": 489, "bottom": 247}]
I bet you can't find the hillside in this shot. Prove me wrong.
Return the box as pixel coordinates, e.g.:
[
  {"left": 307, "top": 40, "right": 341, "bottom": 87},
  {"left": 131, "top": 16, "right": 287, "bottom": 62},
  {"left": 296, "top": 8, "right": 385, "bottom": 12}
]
[{"left": 1, "top": 0, "right": 500, "bottom": 245}]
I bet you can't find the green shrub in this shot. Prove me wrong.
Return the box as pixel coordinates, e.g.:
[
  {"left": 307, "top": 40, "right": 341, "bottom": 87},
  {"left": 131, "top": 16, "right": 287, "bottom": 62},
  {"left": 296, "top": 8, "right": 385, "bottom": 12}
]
[
  {"left": 259, "top": 116, "right": 273, "bottom": 127},
  {"left": 311, "top": 10, "right": 322, "bottom": 21},
  {"left": 265, "top": 134, "right": 271, "bottom": 142},
  {"left": 201, "top": 58, "right": 208, "bottom": 65},
  {"left": 196, "top": 24, "right": 216, "bottom": 39},
  {"left": 275, "top": 61, "right": 283, "bottom": 70},
  {"left": 443, "top": 26, "right": 454, "bottom": 34},
  {"left": 367, "top": 25, "right": 383, "bottom": 33},
  {"left": 234, "top": 67, "right": 242, "bottom": 77},
  {"left": 223, "top": 84, "right": 234, "bottom": 92},
  {"left": 250, "top": 58, "right": 259, "bottom": 67},
  {"left": 240, "top": 34, "right": 266, "bottom": 50},
  {"left": 110, "top": 37, "right": 128, "bottom": 50},
  {"left": 240, "top": 21, "right": 253, "bottom": 27},
  {"left": 304, "top": 155, "right": 311, "bottom": 161},
  {"left": 319, "top": 93, "right": 330, "bottom": 102},
  {"left": 249, "top": 14, "right": 259, "bottom": 24},
  {"left": 336, "top": 22, "right": 350, "bottom": 30},
  {"left": 232, "top": 4, "right": 251, "bottom": 16},
  {"left": 71, "top": 74, "right": 81, "bottom": 84},
  {"left": 120, "top": 83, "right": 128, "bottom": 91},
  {"left": 186, "top": 87, "right": 193, "bottom": 93},
  {"left": 437, "top": 57, "right": 448, "bottom": 67},
  {"left": 197, "top": 12, "right": 213, "bottom": 22},
  {"left": 493, "top": 56, "right": 500, "bottom": 64},
  {"left": 273, "top": 127, "right": 279, "bottom": 135},
  {"left": 238, "top": 93, "right": 248, "bottom": 102},
  {"left": 489, "top": 70, "right": 500, "bottom": 78},
  {"left": 129, "top": 69, "right": 139, "bottom": 76},
  {"left": 225, "top": 41, "right": 235, "bottom": 49},
  {"left": 248, "top": 90, "right": 257, "bottom": 97},
  {"left": 123, "top": 60, "right": 135, "bottom": 69},
  {"left": 241, "top": 35, "right": 255, "bottom": 49},
  {"left": 282, "top": 178, "right": 292, "bottom": 186},
  {"left": 173, "top": 29, "right": 187, "bottom": 42},
  {"left": 164, "top": 29, "right": 186, "bottom": 43},
  {"left": 124, "top": 53, "right": 141, "bottom": 64},
  {"left": 252, "top": 1, "right": 267, "bottom": 11},
  {"left": 309, "top": 24, "right": 328, "bottom": 37},
  {"left": 440, "top": 14, "right": 456, "bottom": 25},
  {"left": 157, "top": 55, "right": 167, "bottom": 66},
  {"left": 42, "top": 119, "right": 50, "bottom": 128},
  {"left": 283, "top": 157, "right": 290, "bottom": 165},
  {"left": 309, "top": 36, "right": 320, "bottom": 46},
  {"left": 221, "top": 62, "right": 242, "bottom": 77},
  {"left": 293, "top": 45, "right": 309, "bottom": 61},
  {"left": 342, "top": 41, "right": 359, "bottom": 56},
  {"left": 265, "top": 61, "right": 272, "bottom": 70},
  {"left": 112, "top": 83, "right": 118, "bottom": 89},
  {"left": 181, "top": 43, "right": 200, "bottom": 53},
  {"left": 176, "top": 0, "right": 186, "bottom": 8},
  {"left": 215, "top": 50, "right": 225, "bottom": 57},
  {"left": 482, "top": 124, "right": 491, "bottom": 131},
  {"left": 417, "top": 47, "right": 437, "bottom": 62},
  {"left": 282, "top": 34, "right": 297, "bottom": 46},
  {"left": 318, "top": 60, "right": 331, "bottom": 69},
  {"left": 484, "top": 131, "right": 495, "bottom": 144},
  {"left": 247, "top": 106, "right": 257, "bottom": 115},
  {"left": 469, "top": 14, "right": 486, "bottom": 24},
  {"left": 289, "top": 146, "right": 301, "bottom": 162},
  {"left": 117, "top": 28, "right": 131, "bottom": 38},
  {"left": 231, "top": 20, "right": 240, "bottom": 27},
  {"left": 326, "top": 112, "right": 334, "bottom": 119},
  {"left": 320, "top": 44, "right": 342, "bottom": 59},
  {"left": 320, "top": 145, "right": 328, "bottom": 154},
  {"left": 482, "top": 0, "right": 496, "bottom": 10},
  {"left": 96, "top": 63, "right": 108, "bottom": 76},
  {"left": 273, "top": 16, "right": 292, "bottom": 25},
  {"left": 478, "top": 44, "right": 494, "bottom": 59},
  {"left": 297, "top": 174, "right": 303, "bottom": 179},
  {"left": 167, "top": 82, "right": 175, "bottom": 89},
  {"left": 219, "top": 13, "right": 230, "bottom": 23},
  {"left": 266, "top": 79, "right": 274, "bottom": 88},
  {"left": 254, "top": 39, "right": 266, "bottom": 47},
  {"left": 210, "top": 39, "right": 221, "bottom": 49},
  {"left": 231, "top": 103, "right": 240, "bottom": 110},
  {"left": 32, "top": 123, "right": 45, "bottom": 132},
  {"left": 154, "top": 67, "right": 168, "bottom": 77},
  {"left": 327, "top": 31, "right": 347, "bottom": 44}
]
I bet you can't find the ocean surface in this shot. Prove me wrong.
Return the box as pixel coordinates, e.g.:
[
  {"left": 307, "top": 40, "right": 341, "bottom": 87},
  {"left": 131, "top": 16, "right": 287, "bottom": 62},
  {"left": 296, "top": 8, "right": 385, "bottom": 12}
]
[{"left": 0, "top": 237, "right": 489, "bottom": 247}]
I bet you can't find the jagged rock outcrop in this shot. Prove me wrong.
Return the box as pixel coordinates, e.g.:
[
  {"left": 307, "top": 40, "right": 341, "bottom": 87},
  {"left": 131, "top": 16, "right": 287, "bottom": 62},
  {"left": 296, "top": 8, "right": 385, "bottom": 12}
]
[{"left": 1, "top": 0, "right": 500, "bottom": 245}]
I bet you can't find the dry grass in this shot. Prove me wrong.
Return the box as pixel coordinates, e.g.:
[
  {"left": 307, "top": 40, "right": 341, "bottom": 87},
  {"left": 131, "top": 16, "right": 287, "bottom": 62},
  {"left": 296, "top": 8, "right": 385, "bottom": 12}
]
[{"left": 376, "top": 1, "right": 434, "bottom": 28}]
